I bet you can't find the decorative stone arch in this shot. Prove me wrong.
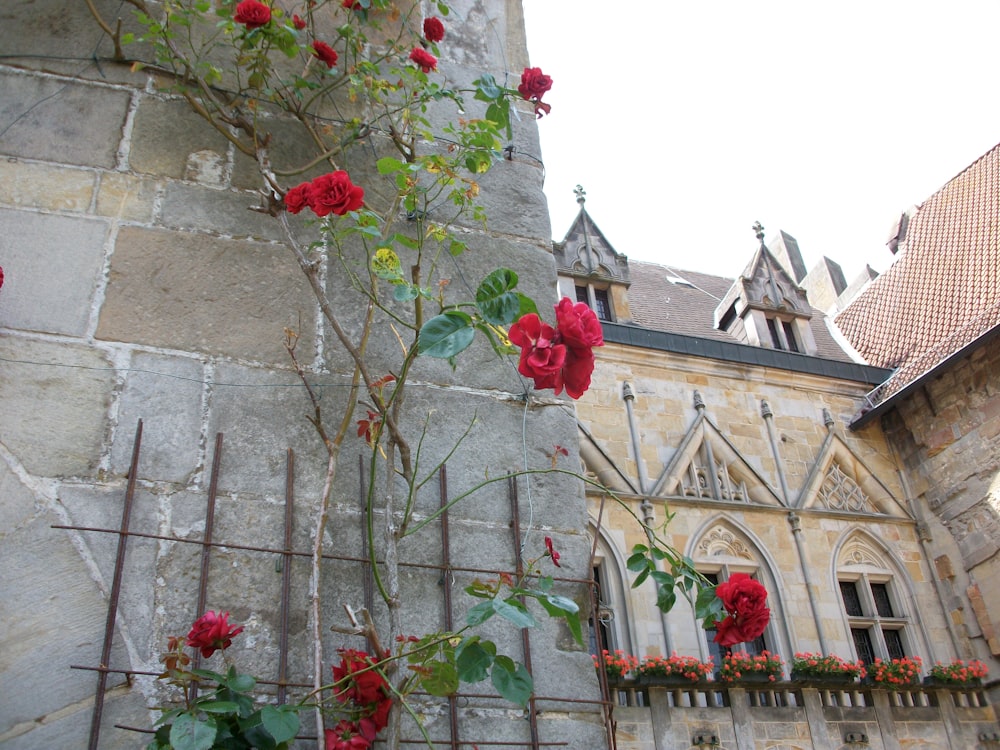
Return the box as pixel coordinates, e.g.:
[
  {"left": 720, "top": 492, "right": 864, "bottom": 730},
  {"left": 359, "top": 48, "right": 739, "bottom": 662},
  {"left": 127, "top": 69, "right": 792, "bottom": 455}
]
[{"left": 685, "top": 515, "right": 793, "bottom": 665}]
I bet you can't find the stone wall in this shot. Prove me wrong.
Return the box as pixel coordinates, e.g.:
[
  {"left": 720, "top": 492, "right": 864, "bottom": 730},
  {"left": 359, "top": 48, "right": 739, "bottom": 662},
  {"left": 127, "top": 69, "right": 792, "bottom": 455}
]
[
  {"left": 0, "top": 1, "right": 606, "bottom": 748},
  {"left": 885, "top": 335, "right": 1000, "bottom": 663}
]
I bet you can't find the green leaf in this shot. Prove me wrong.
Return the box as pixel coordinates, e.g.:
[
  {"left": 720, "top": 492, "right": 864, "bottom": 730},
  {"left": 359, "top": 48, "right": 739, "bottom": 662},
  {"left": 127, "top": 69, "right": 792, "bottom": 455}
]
[
  {"left": 195, "top": 700, "right": 241, "bottom": 714},
  {"left": 491, "top": 656, "right": 533, "bottom": 707},
  {"left": 474, "top": 73, "right": 501, "bottom": 100},
  {"left": 631, "top": 567, "right": 650, "bottom": 588},
  {"left": 393, "top": 284, "right": 419, "bottom": 302},
  {"left": 649, "top": 570, "right": 674, "bottom": 588},
  {"left": 626, "top": 551, "right": 648, "bottom": 572},
  {"left": 169, "top": 714, "right": 217, "bottom": 750},
  {"left": 419, "top": 311, "right": 474, "bottom": 358},
  {"left": 377, "top": 156, "right": 405, "bottom": 174},
  {"left": 475, "top": 268, "right": 522, "bottom": 324},
  {"left": 493, "top": 597, "right": 537, "bottom": 629},
  {"left": 456, "top": 640, "right": 494, "bottom": 683},
  {"left": 656, "top": 584, "right": 677, "bottom": 613},
  {"left": 466, "top": 599, "right": 495, "bottom": 626},
  {"left": 543, "top": 594, "right": 579, "bottom": 614},
  {"left": 421, "top": 660, "right": 459, "bottom": 696},
  {"left": 261, "top": 705, "right": 299, "bottom": 745},
  {"left": 225, "top": 672, "right": 256, "bottom": 693}
]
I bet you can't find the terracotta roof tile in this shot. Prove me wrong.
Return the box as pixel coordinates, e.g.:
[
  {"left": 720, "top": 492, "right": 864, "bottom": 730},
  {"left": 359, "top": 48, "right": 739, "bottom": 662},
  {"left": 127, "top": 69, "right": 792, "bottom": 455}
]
[{"left": 835, "top": 141, "right": 1000, "bottom": 398}]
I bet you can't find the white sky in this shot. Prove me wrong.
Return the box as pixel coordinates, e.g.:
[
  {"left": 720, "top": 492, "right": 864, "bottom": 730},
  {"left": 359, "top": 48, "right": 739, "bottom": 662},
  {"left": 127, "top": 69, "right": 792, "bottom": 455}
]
[{"left": 521, "top": 1, "right": 1000, "bottom": 283}]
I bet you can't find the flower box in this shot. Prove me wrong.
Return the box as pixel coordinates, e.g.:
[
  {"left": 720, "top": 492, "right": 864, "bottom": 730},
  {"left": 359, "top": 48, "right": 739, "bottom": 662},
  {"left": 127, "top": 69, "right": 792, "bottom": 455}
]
[
  {"left": 635, "top": 653, "right": 713, "bottom": 684},
  {"left": 865, "top": 656, "right": 923, "bottom": 689},
  {"left": 789, "top": 653, "right": 865, "bottom": 685},
  {"left": 716, "top": 650, "right": 783, "bottom": 683},
  {"left": 791, "top": 670, "right": 859, "bottom": 687},
  {"left": 925, "top": 659, "right": 988, "bottom": 687}
]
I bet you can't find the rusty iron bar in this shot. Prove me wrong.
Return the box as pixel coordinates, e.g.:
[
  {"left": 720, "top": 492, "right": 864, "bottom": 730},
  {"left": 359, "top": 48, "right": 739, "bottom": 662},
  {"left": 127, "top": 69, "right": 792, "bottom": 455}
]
[
  {"left": 507, "top": 474, "right": 540, "bottom": 750},
  {"left": 438, "top": 465, "right": 461, "bottom": 750},
  {"left": 589, "top": 493, "right": 617, "bottom": 750},
  {"left": 52, "top": 521, "right": 595, "bottom": 584},
  {"left": 87, "top": 419, "right": 143, "bottom": 750},
  {"left": 277, "top": 448, "right": 295, "bottom": 704},
  {"left": 189, "top": 432, "right": 224, "bottom": 701}
]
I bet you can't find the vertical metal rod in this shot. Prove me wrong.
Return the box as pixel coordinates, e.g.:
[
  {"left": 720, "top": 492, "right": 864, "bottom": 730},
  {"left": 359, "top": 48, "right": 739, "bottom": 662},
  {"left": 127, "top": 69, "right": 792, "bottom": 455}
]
[
  {"left": 190, "top": 432, "right": 223, "bottom": 699},
  {"left": 88, "top": 419, "right": 143, "bottom": 750},
  {"left": 589, "top": 494, "right": 618, "bottom": 750},
  {"left": 277, "top": 448, "right": 295, "bottom": 705},
  {"left": 508, "top": 475, "right": 540, "bottom": 750},
  {"left": 438, "top": 465, "right": 461, "bottom": 750}
]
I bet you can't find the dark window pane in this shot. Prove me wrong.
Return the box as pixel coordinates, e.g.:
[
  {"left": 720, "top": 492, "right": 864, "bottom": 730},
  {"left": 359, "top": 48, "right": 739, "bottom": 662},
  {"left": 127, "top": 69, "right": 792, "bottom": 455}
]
[
  {"left": 575, "top": 285, "right": 588, "bottom": 304},
  {"left": 594, "top": 289, "right": 612, "bottom": 321},
  {"left": 745, "top": 634, "right": 768, "bottom": 656},
  {"left": 852, "top": 628, "right": 876, "bottom": 665},
  {"left": 871, "top": 583, "right": 894, "bottom": 618},
  {"left": 840, "top": 581, "right": 863, "bottom": 617},
  {"left": 766, "top": 318, "right": 782, "bottom": 348},
  {"left": 782, "top": 321, "right": 799, "bottom": 352},
  {"left": 884, "top": 629, "right": 905, "bottom": 661}
]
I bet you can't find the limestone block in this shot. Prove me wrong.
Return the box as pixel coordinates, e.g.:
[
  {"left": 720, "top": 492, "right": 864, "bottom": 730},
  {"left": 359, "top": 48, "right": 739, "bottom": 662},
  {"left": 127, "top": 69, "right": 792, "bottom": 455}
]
[
  {"left": 0, "top": 208, "right": 109, "bottom": 336},
  {"left": 109, "top": 353, "right": 206, "bottom": 484},
  {"left": 159, "top": 182, "right": 289, "bottom": 242},
  {"left": 0, "top": 158, "right": 95, "bottom": 212},
  {"left": 96, "top": 226, "right": 316, "bottom": 363},
  {"left": 128, "top": 98, "right": 231, "bottom": 180},
  {"left": 0, "top": 73, "right": 129, "bottom": 168},
  {"left": 0, "top": 337, "right": 113, "bottom": 477},
  {"left": 95, "top": 172, "right": 160, "bottom": 222}
]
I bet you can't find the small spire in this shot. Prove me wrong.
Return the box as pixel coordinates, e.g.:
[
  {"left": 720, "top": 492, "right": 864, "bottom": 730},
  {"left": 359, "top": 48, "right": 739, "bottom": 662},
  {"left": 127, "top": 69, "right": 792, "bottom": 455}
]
[
  {"left": 823, "top": 408, "right": 835, "bottom": 429},
  {"left": 760, "top": 399, "right": 773, "bottom": 419},
  {"left": 574, "top": 185, "right": 586, "bottom": 205},
  {"left": 753, "top": 220, "right": 765, "bottom": 244},
  {"left": 622, "top": 381, "right": 635, "bottom": 401},
  {"left": 693, "top": 390, "right": 705, "bottom": 411}
]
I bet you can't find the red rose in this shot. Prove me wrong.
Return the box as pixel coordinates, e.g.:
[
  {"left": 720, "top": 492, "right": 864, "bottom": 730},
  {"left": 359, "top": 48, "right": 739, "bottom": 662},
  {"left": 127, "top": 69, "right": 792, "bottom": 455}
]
[
  {"left": 509, "top": 313, "right": 566, "bottom": 385},
  {"left": 284, "top": 182, "right": 311, "bottom": 214},
  {"left": 342, "top": 0, "right": 362, "bottom": 8},
  {"left": 331, "top": 649, "right": 388, "bottom": 706},
  {"left": 0, "top": 266, "right": 4, "bottom": 290},
  {"left": 544, "top": 536, "right": 561, "bottom": 567},
  {"left": 409, "top": 47, "right": 437, "bottom": 73},
  {"left": 422, "top": 17, "right": 445, "bottom": 43},
  {"left": 186, "top": 611, "right": 244, "bottom": 658},
  {"left": 307, "top": 171, "right": 364, "bottom": 216},
  {"left": 517, "top": 67, "right": 552, "bottom": 102},
  {"left": 234, "top": 0, "right": 271, "bottom": 28},
  {"left": 358, "top": 698, "right": 391, "bottom": 740},
  {"left": 560, "top": 347, "right": 595, "bottom": 399},
  {"left": 554, "top": 297, "right": 604, "bottom": 350},
  {"left": 312, "top": 41, "right": 338, "bottom": 68},
  {"left": 292, "top": 13, "right": 307, "bottom": 29},
  {"left": 325, "top": 721, "right": 371, "bottom": 750},
  {"left": 712, "top": 574, "right": 770, "bottom": 646}
]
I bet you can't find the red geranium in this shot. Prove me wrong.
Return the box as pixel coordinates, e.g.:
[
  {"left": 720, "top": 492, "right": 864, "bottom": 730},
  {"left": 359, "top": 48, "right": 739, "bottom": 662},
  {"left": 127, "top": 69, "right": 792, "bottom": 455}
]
[
  {"left": 233, "top": 0, "right": 271, "bottom": 28},
  {"left": 423, "top": 17, "right": 445, "bottom": 43},
  {"left": 292, "top": 13, "right": 307, "bottom": 29},
  {"left": 517, "top": 67, "right": 553, "bottom": 118},
  {"left": 312, "top": 40, "right": 338, "bottom": 68},
  {"left": 307, "top": 171, "right": 364, "bottom": 216},
  {"left": 186, "top": 611, "right": 244, "bottom": 658},
  {"left": 409, "top": 47, "right": 437, "bottom": 73},
  {"left": 712, "top": 574, "right": 771, "bottom": 647},
  {"left": 325, "top": 720, "right": 371, "bottom": 750}
]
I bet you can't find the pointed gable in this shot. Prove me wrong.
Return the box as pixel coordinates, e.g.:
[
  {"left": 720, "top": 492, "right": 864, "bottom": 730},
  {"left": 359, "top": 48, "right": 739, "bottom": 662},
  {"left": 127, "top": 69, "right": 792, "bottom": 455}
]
[
  {"left": 650, "top": 398, "right": 783, "bottom": 507},
  {"left": 553, "top": 206, "right": 630, "bottom": 284},
  {"left": 798, "top": 429, "right": 908, "bottom": 517}
]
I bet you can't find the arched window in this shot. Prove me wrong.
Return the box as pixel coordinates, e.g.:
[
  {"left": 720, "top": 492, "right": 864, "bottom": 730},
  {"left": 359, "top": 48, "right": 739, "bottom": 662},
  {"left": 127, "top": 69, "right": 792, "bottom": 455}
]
[
  {"left": 835, "top": 533, "right": 919, "bottom": 665},
  {"left": 588, "top": 527, "right": 635, "bottom": 659},
  {"left": 689, "top": 520, "right": 789, "bottom": 666}
]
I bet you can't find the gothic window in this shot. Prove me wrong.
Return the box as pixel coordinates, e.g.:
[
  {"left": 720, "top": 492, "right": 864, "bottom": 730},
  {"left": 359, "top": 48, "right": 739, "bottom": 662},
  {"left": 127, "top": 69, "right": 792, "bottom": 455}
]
[
  {"left": 837, "top": 544, "right": 914, "bottom": 666},
  {"left": 765, "top": 315, "right": 800, "bottom": 352},
  {"left": 680, "top": 444, "right": 748, "bottom": 502},
  {"left": 575, "top": 284, "right": 613, "bottom": 321},
  {"left": 589, "top": 531, "right": 633, "bottom": 661}
]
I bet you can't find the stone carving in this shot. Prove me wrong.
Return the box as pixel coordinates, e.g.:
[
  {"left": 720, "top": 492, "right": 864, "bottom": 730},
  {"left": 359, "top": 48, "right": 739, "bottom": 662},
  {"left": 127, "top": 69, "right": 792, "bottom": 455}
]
[
  {"left": 818, "top": 462, "right": 877, "bottom": 513},
  {"left": 697, "top": 526, "right": 755, "bottom": 560}
]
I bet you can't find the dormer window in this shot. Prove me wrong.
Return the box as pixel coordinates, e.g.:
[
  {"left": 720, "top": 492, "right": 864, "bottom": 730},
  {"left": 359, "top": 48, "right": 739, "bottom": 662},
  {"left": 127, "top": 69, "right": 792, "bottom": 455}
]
[
  {"left": 576, "top": 284, "right": 613, "bottom": 322},
  {"left": 766, "top": 317, "right": 800, "bottom": 352}
]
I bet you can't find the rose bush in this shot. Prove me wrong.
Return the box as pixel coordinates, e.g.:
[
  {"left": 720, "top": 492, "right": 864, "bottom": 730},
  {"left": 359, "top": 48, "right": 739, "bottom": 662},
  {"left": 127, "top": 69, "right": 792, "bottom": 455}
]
[{"left": 186, "top": 611, "right": 244, "bottom": 658}]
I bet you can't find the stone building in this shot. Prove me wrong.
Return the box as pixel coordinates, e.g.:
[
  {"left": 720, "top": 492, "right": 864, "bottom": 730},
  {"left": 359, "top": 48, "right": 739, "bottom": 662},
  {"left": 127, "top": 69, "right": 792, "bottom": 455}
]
[{"left": 557, "top": 174, "right": 1000, "bottom": 747}]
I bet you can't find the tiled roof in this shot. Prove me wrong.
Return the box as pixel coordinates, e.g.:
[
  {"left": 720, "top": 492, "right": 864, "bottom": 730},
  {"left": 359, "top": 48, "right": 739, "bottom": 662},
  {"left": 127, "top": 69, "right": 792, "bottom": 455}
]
[
  {"left": 835, "top": 141, "right": 1000, "bottom": 402},
  {"left": 625, "top": 259, "right": 855, "bottom": 363}
]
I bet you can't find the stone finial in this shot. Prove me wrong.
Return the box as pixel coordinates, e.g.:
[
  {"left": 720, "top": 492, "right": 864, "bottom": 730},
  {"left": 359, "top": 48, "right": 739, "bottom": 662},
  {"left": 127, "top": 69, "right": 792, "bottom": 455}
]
[
  {"left": 822, "top": 408, "right": 835, "bottom": 429},
  {"left": 760, "top": 399, "right": 773, "bottom": 419},
  {"left": 640, "top": 497, "right": 654, "bottom": 526},
  {"left": 753, "top": 221, "right": 765, "bottom": 242},
  {"left": 574, "top": 185, "right": 586, "bottom": 205},
  {"left": 622, "top": 381, "right": 635, "bottom": 401},
  {"left": 693, "top": 390, "right": 705, "bottom": 411}
]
